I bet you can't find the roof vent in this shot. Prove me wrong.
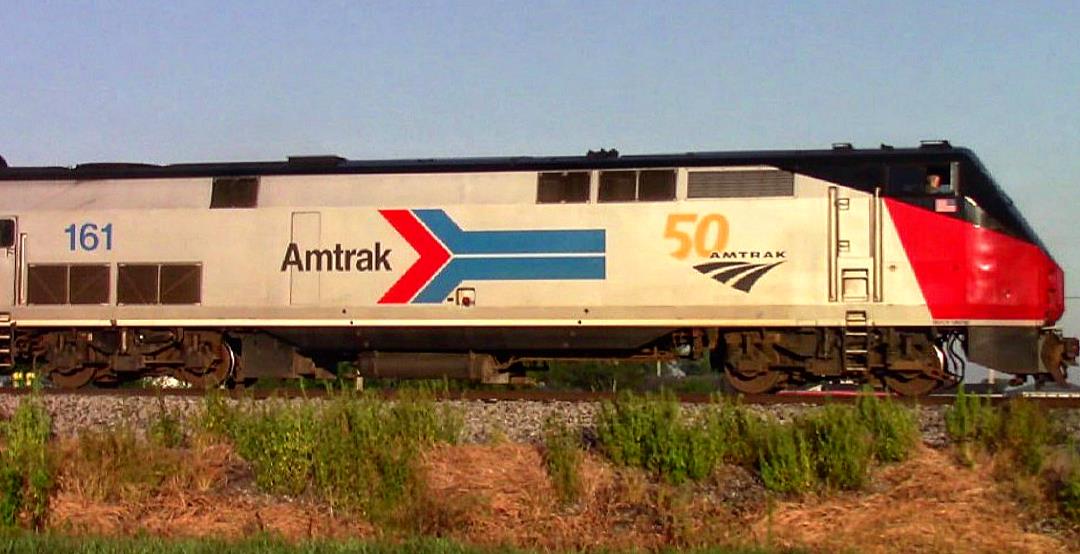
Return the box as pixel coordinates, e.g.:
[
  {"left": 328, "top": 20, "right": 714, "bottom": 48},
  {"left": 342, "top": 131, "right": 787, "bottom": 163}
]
[
  {"left": 287, "top": 155, "right": 345, "bottom": 168},
  {"left": 831, "top": 142, "right": 854, "bottom": 150},
  {"left": 0, "top": 154, "right": 6, "bottom": 168},
  {"left": 586, "top": 148, "right": 619, "bottom": 160},
  {"left": 919, "top": 140, "right": 952, "bottom": 149},
  {"left": 880, "top": 143, "right": 894, "bottom": 150}
]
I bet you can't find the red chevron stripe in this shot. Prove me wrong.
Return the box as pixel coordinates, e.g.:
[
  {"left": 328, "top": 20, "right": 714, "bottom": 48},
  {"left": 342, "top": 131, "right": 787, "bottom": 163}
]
[{"left": 378, "top": 209, "right": 451, "bottom": 304}]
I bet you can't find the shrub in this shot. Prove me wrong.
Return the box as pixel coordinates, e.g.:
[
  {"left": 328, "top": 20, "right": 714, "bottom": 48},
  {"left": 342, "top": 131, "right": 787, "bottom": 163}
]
[
  {"left": 801, "top": 405, "right": 872, "bottom": 490},
  {"left": 0, "top": 390, "right": 52, "bottom": 528},
  {"left": 856, "top": 392, "right": 919, "bottom": 463},
  {"left": 699, "top": 396, "right": 760, "bottom": 467},
  {"left": 230, "top": 403, "right": 317, "bottom": 497},
  {"left": 541, "top": 418, "right": 583, "bottom": 505},
  {"left": 1058, "top": 453, "right": 1080, "bottom": 523},
  {"left": 944, "top": 387, "right": 998, "bottom": 465},
  {"left": 223, "top": 391, "right": 462, "bottom": 520},
  {"left": 596, "top": 392, "right": 707, "bottom": 484},
  {"left": 147, "top": 397, "right": 185, "bottom": 448},
  {"left": 997, "top": 399, "right": 1056, "bottom": 475},
  {"left": 756, "top": 421, "right": 814, "bottom": 495}
]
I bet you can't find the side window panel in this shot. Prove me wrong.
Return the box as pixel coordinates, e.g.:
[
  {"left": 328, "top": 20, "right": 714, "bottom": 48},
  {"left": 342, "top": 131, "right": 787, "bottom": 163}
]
[
  {"left": 0, "top": 219, "right": 14, "bottom": 248},
  {"left": 537, "top": 172, "right": 590, "bottom": 204},
  {"left": 598, "top": 171, "right": 636, "bottom": 202},
  {"left": 210, "top": 176, "right": 259, "bottom": 208}
]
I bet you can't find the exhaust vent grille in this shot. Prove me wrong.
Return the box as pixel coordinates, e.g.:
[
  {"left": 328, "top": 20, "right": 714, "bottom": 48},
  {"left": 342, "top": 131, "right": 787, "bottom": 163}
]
[{"left": 688, "top": 170, "right": 794, "bottom": 198}]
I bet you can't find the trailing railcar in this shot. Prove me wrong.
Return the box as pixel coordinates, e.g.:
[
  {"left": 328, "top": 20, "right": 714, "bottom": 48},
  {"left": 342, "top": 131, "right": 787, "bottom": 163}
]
[{"left": 0, "top": 142, "right": 1075, "bottom": 393}]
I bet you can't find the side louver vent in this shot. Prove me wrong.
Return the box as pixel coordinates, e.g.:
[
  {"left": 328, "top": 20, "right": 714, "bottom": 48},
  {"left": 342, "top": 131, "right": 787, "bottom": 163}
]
[{"left": 687, "top": 170, "right": 794, "bottom": 198}]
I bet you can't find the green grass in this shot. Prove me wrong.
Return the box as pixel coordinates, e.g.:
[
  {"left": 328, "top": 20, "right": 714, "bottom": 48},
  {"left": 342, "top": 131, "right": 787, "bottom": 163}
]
[
  {"left": 855, "top": 392, "right": 919, "bottom": 463},
  {"left": 595, "top": 392, "right": 920, "bottom": 494},
  {"left": 0, "top": 387, "right": 52, "bottom": 529},
  {"left": 801, "top": 405, "right": 872, "bottom": 490},
  {"left": 755, "top": 422, "right": 814, "bottom": 495},
  {"left": 204, "top": 390, "right": 463, "bottom": 520},
  {"left": 596, "top": 391, "right": 730, "bottom": 484},
  {"left": 540, "top": 418, "right": 583, "bottom": 505}
]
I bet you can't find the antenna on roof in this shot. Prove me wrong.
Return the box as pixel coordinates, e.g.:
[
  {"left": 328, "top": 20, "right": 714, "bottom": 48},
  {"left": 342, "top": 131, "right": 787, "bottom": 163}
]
[{"left": 919, "top": 139, "right": 952, "bottom": 149}]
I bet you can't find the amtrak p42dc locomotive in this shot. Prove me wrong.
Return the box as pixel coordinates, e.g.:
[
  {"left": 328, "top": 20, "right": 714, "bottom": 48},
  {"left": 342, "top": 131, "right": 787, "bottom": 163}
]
[{"left": 0, "top": 142, "right": 1075, "bottom": 394}]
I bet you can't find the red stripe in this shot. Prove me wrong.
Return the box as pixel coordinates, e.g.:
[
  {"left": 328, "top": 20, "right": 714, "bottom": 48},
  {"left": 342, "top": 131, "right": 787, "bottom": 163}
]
[{"left": 378, "top": 209, "right": 451, "bottom": 304}]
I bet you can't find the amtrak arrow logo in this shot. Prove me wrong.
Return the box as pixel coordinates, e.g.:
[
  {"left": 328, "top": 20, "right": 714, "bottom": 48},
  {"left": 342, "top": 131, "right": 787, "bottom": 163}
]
[
  {"left": 693, "top": 261, "right": 784, "bottom": 293},
  {"left": 379, "top": 209, "right": 606, "bottom": 304}
]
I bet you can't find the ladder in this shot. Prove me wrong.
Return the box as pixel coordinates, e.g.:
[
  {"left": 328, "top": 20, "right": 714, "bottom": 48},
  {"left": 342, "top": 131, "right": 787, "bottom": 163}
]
[
  {"left": 0, "top": 323, "right": 12, "bottom": 372},
  {"left": 843, "top": 311, "right": 870, "bottom": 373}
]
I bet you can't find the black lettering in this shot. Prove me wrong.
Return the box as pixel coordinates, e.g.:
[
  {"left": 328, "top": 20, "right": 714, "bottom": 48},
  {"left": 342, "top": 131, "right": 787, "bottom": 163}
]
[
  {"left": 280, "top": 243, "right": 303, "bottom": 272},
  {"left": 356, "top": 249, "right": 373, "bottom": 271},
  {"left": 375, "top": 243, "right": 392, "bottom": 271},
  {"left": 345, "top": 249, "right": 355, "bottom": 269},
  {"left": 776, "top": 251, "right": 786, "bottom": 258},
  {"left": 333, "top": 243, "right": 345, "bottom": 271},
  {"left": 307, "top": 249, "right": 333, "bottom": 271},
  {"left": 710, "top": 252, "right": 720, "bottom": 259},
  {"left": 749, "top": 251, "right": 760, "bottom": 259},
  {"left": 722, "top": 252, "right": 738, "bottom": 259}
]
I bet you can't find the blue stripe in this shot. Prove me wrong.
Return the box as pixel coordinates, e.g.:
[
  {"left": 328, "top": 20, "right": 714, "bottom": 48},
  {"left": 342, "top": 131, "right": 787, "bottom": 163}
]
[
  {"left": 413, "top": 256, "right": 606, "bottom": 303},
  {"left": 414, "top": 209, "right": 605, "bottom": 255}
]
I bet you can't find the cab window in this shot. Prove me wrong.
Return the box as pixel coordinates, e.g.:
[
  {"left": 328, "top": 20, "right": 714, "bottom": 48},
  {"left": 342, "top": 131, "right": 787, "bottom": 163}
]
[{"left": 887, "top": 163, "right": 957, "bottom": 197}]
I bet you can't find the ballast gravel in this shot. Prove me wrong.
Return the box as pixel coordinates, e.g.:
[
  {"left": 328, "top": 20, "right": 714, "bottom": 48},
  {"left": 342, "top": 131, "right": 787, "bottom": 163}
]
[{"left": 0, "top": 392, "right": 976, "bottom": 447}]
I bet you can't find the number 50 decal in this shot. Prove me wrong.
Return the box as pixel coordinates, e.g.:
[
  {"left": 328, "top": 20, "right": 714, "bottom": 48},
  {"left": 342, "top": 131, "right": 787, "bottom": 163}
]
[{"left": 664, "top": 213, "right": 729, "bottom": 259}]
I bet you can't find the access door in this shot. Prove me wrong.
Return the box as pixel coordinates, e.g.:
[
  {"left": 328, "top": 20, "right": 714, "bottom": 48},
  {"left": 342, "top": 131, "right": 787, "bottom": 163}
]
[
  {"left": 0, "top": 217, "right": 17, "bottom": 307},
  {"left": 290, "top": 212, "right": 320, "bottom": 305},
  {"left": 828, "top": 187, "right": 883, "bottom": 303}
]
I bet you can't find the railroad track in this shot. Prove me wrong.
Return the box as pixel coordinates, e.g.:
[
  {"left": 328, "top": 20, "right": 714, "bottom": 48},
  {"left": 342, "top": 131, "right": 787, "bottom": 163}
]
[{"left": 3, "top": 386, "right": 1080, "bottom": 408}]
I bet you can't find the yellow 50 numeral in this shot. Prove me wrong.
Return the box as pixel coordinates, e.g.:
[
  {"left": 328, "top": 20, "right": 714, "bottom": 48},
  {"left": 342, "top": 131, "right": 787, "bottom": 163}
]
[{"left": 664, "top": 213, "right": 729, "bottom": 259}]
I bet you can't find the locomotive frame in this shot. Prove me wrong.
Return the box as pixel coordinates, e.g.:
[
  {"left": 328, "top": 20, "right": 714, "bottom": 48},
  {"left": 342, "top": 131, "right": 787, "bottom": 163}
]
[{"left": 0, "top": 142, "right": 1075, "bottom": 394}]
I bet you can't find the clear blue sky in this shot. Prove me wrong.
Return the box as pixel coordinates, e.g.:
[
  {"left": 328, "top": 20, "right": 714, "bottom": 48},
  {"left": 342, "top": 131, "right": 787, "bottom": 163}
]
[{"left": 2, "top": 0, "right": 1077, "bottom": 338}]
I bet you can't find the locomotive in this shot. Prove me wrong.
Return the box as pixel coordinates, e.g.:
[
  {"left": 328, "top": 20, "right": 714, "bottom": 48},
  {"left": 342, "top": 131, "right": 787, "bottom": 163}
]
[{"left": 0, "top": 142, "right": 1075, "bottom": 394}]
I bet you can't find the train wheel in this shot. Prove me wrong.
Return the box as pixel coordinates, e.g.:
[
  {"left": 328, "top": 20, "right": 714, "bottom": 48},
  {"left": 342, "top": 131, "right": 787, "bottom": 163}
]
[
  {"left": 178, "top": 341, "right": 235, "bottom": 388},
  {"left": 883, "top": 373, "right": 940, "bottom": 397},
  {"left": 48, "top": 365, "right": 97, "bottom": 389},
  {"left": 724, "top": 366, "right": 784, "bottom": 394}
]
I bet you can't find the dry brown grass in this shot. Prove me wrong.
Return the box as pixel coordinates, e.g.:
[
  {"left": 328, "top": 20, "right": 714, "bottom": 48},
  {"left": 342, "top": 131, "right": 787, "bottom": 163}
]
[
  {"left": 37, "top": 433, "right": 1079, "bottom": 552},
  {"left": 751, "top": 445, "right": 1072, "bottom": 554},
  {"left": 48, "top": 435, "right": 372, "bottom": 541},
  {"left": 419, "top": 443, "right": 758, "bottom": 551}
]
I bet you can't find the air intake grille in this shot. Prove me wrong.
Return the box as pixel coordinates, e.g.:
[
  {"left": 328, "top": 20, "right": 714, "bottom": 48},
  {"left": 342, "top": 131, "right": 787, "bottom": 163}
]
[{"left": 687, "top": 170, "right": 794, "bottom": 198}]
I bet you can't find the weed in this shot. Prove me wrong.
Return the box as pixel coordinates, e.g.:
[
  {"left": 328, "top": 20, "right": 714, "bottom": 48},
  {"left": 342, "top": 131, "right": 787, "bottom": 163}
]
[
  {"left": 541, "top": 418, "right": 583, "bottom": 505},
  {"left": 221, "top": 390, "right": 463, "bottom": 523},
  {"left": 944, "top": 387, "right": 998, "bottom": 465},
  {"left": 997, "top": 400, "right": 1056, "bottom": 475},
  {"left": 230, "top": 404, "right": 316, "bottom": 497},
  {"left": 596, "top": 392, "right": 704, "bottom": 483},
  {"left": 801, "top": 405, "right": 872, "bottom": 490},
  {"left": 757, "top": 420, "right": 814, "bottom": 494},
  {"left": 0, "top": 388, "right": 52, "bottom": 528},
  {"left": 1057, "top": 453, "right": 1080, "bottom": 522},
  {"left": 855, "top": 392, "right": 919, "bottom": 463},
  {"left": 699, "top": 396, "right": 759, "bottom": 466},
  {"left": 61, "top": 426, "right": 185, "bottom": 502},
  {"left": 147, "top": 397, "right": 185, "bottom": 448}
]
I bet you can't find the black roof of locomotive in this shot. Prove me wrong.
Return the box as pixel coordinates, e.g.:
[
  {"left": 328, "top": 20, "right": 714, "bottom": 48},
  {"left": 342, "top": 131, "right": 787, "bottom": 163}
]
[
  {"left": 0, "top": 142, "right": 1044, "bottom": 251},
  {"left": 0, "top": 142, "right": 989, "bottom": 178}
]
